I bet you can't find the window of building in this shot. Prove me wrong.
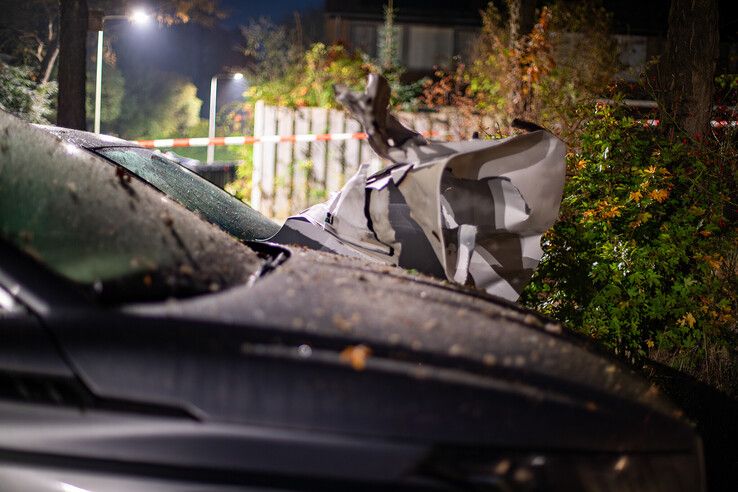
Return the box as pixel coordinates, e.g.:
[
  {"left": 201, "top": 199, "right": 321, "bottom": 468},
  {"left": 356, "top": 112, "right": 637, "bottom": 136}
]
[
  {"left": 350, "top": 22, "right": 379, "bottom": 58},
  {"left": 406, "top": 26, "right": 454, "bottom": 70},
  {"left": 454, "top": 29, "right": 479, "bottom": 62}
]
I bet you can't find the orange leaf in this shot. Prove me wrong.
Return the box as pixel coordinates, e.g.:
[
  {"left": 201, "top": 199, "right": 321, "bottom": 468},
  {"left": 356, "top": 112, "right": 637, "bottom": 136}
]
[{"left": 649, "top": 189, "right": 669, "bottom": 203}]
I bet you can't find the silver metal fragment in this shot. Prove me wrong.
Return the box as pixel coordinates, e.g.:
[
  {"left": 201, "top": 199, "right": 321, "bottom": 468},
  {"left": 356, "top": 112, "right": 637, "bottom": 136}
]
[{"left": 269, "top": 75, "right": 566, "bottom": 302}]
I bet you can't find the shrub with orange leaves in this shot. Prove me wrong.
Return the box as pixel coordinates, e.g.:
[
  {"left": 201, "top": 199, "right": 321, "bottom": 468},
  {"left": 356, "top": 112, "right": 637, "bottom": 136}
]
[
  {"left": 521, "top": 103, "right": 738, "bottom": 395},
  {"left": 420, "top": 1, "right": 619, "bottom": 143}
]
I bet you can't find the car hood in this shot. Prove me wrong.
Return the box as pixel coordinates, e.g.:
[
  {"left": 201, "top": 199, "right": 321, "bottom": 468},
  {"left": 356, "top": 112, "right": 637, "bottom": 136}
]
[{"left": 45, "top": 243, "right": 696, "bottom": 454}]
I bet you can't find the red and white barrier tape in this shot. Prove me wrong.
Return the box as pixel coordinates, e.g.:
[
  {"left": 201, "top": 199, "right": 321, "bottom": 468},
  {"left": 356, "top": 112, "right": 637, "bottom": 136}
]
[
  {"left": 133, "top": 131, "right": 448, "bottom": 148},
  {"left": 134, "top": 132, "right": 369, "bottom": 148},
  {"left": 133, "top": 121, "right": 738, "bottom": 149}
]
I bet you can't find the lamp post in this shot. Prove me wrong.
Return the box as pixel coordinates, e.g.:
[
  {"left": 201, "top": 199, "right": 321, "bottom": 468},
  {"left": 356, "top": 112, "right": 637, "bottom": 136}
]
[
  {"left": 93, "top": 10, "right": 151, "bottom": 134},
  {"left": 207, "top": 72, "right": 244, "bottom": 164}
]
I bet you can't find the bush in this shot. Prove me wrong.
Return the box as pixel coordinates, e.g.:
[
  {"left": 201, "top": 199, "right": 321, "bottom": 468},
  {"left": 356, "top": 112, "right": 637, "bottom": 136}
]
[
  {"left": 116, "top": 69, "right": 202, "bottom": 139},
  {"left": 421, "top": 1, "right": 618, "bottom": 143},
  {"left": 85, "top": 63, "right": 125, "bottom": 132},
  {"left": 521, "top": 104, "right": 738, "bottom": 393},
  {"left": 0, "top": 62, "right": 56, "bottom": 123},
  {"left": 246, "top": 43, "right": 370, "bottom": 109}
]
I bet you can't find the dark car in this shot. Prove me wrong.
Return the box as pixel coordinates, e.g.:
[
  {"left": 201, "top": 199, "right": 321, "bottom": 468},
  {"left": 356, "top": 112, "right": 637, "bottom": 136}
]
[{"left": 1, "top": 111, "right": 705, "bottom": 491}]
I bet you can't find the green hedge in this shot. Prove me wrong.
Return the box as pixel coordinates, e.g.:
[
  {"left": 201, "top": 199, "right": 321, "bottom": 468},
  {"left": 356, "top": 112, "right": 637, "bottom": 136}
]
[{"left": 521, "top": 104, "right": 738, "bottom": 392}]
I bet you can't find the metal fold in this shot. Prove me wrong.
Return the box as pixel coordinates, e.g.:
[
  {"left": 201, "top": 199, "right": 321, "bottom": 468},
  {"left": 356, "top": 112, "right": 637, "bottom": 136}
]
[{"left": 268, "top": 75, "right": 566, "bottom": 302}]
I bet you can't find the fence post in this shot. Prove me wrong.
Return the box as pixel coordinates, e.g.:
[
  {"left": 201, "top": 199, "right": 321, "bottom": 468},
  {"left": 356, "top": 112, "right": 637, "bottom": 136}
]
[{"left": 251, "top": 99, "right": 265, "bottom": 211}]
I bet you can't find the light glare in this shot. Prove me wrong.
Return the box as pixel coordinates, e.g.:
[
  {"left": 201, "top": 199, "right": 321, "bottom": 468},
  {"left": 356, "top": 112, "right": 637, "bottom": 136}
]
[
  {"left": 130, "top": 10, "right": 151, "bottom": 24},
  {"left": 233, "top": 73, "right": 244, "bottom": 80}
]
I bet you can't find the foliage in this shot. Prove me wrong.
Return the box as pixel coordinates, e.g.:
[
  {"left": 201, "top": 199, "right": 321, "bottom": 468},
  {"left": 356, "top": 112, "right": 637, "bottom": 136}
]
[
  {"left": 714, "top": 74, "right": 738, "bottom": 114},
  {"left": 536, "top": 2, "right": 619, "bottom": 141},
  {"left": 0, "top": 0, "right": 58, "bottom": 83},
  {"left": 239, "top": 6, "right": 424, "bottom": 111},
  {"left": 149, "top": 0, "right": 226, "bottom": 26},
  {"left": 87, "top": 0, "right": 226, "bottom": 26},
  {"left": 224, "top": 145, "right": 254, "bottom": 204},
  {"left": 377, "top": 0, "right": 401, "bottom": 78},
  {"left": 422, "top": 1, "right": 618, "bottom": 142},
  {"left": 240, "top": 17, "right": 299, "bottom": 85},
  {"left": 115, "top": 69, "right": 201, "bottom": 139},
  {"left": 245, "top": 43, "right": 371, "bottom": 109},
  {"left": 521, "top": 105, "right": 738, "bottom": 393},
  {"left": 373, "top": 0, "right": 427, "bottom": 110},
  {"left": 0, "top": 62, "right": 57, "bottom": 123},
  {"left": 422, "top": 3, "right": 552, "bottom": 122},
  {"left": 85, "top": 62, "right": 125, "bottom": 131}
]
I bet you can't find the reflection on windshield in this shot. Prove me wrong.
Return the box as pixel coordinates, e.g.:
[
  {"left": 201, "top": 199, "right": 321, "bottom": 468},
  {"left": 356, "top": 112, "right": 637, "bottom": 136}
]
[{"left": 97, "top": 147, "right": 279, "bottom": 241}]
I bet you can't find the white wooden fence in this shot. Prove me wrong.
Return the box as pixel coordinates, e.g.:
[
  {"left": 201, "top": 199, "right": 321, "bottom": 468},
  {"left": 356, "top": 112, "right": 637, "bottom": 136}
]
[{"left": 250, "top": 101, "right": 499, "bottom": 220}]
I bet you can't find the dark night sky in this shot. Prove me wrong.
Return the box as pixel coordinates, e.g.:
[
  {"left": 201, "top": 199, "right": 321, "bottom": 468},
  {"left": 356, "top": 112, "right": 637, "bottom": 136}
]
[{"left": 111, "top": 1, "right": 326, "bottom": 118}]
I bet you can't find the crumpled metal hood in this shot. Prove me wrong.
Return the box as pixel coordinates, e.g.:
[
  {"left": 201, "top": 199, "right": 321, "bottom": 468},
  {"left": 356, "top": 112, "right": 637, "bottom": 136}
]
[{"left": 270, "top": 75, "right": 566, "bottom": 301}]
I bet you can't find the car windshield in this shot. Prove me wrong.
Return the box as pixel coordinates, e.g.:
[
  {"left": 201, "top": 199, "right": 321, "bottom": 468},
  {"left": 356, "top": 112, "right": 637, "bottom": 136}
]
[
  {"left": 0, "top": 111, "right": 264, "bottom": 302},
  {"left": 95, "top": 147, "right": 279, "bottom": 241}
]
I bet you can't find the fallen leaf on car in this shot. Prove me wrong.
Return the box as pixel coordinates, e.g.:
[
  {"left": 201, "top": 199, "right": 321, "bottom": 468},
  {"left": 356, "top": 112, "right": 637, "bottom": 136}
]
[{"left": 339, "top": 344, "right": 372, "bottom": 371}]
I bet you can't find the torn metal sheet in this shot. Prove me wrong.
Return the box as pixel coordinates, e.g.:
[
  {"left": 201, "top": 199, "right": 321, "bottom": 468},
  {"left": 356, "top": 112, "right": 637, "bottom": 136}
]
[{"left": 269, "top": 75, "right": 566, "bottom": 302}]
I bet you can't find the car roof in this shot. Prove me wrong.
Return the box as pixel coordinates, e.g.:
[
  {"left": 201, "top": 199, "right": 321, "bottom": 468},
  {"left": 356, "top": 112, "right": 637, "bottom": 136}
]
[{"left": 33, "top": 124, "right": 138, "bottom": 149}]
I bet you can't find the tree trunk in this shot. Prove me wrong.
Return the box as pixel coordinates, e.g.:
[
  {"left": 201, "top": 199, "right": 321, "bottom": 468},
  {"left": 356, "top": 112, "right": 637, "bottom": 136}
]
[
  {"left": 656, "top": 0, "right": 719, "bottom": 137},
  {"left": 57, "top": 0, "right": 88, "bottom": 129}
]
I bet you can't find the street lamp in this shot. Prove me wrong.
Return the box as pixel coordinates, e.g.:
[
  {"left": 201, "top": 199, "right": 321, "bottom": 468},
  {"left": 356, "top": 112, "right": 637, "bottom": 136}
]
[
  {"left": 207, "top": 73, "right": 245, "bottom": 164},
  {"left": 93, "top": 10, "right": 151, "bottom": 134}
]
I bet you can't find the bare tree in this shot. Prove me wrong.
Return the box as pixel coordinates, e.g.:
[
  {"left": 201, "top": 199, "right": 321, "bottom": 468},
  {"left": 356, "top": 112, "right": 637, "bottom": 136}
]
[
  {"left": 57, "top": 0, "right": 88, "bottom": 129},
  {"left": 507, "top": 0, "right": 536, "bottom": 46},
  {"left": 656, "top": 0, "right": 719, "bottom": 136},
  {"left": 0, "top": 0, "right": 59, "bottom": 83},
  {"left": 506, "top": 0, "right": 538, "bottom": 118}
]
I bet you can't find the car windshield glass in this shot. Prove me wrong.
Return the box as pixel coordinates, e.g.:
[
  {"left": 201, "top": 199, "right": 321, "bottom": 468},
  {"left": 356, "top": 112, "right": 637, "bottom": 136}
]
[
  {"left": 96, "top": 147, "right": 279, "bottom": 241},
  {"left": 0, "top": 111, "right": 264, "bottom": 302}
]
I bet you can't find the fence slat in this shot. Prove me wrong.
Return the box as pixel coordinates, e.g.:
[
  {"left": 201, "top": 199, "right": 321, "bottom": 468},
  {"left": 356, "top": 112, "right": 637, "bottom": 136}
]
[
  {"left": 292, "top": 107, "right": 312, "bottom": 213},
  {"left": 250, "top": 100, "right": 265, "bottom": 210},
  {"left": 260, "top": 105, "right": 278, "bottom": 216},
  {"left": 309, "top": 108, "right": 329, "bottom": 204},
  {"left": 274, "top": 107, "right": 295, "bottom": 221},
  {"left": 326, "top": 110, "right": 345, "bottom": 194}
]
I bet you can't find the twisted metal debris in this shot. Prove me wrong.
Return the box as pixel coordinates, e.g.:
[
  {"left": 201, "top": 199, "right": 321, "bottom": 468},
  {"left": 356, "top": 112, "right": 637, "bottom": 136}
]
[{"left": 269, "top": 74, "right": 566, "bottom": 301}]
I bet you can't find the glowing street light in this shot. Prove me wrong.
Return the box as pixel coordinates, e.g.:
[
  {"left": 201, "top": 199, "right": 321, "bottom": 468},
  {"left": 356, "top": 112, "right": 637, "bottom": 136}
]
[
  {"left": 129, "top": 9, "right": 151, "bottom": 25},
  {"left": 207, "top": 73, "right": 246, "bottom": 164},
  {"left": 93, "top": 10, "right": 152, "bottom": 134}
]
